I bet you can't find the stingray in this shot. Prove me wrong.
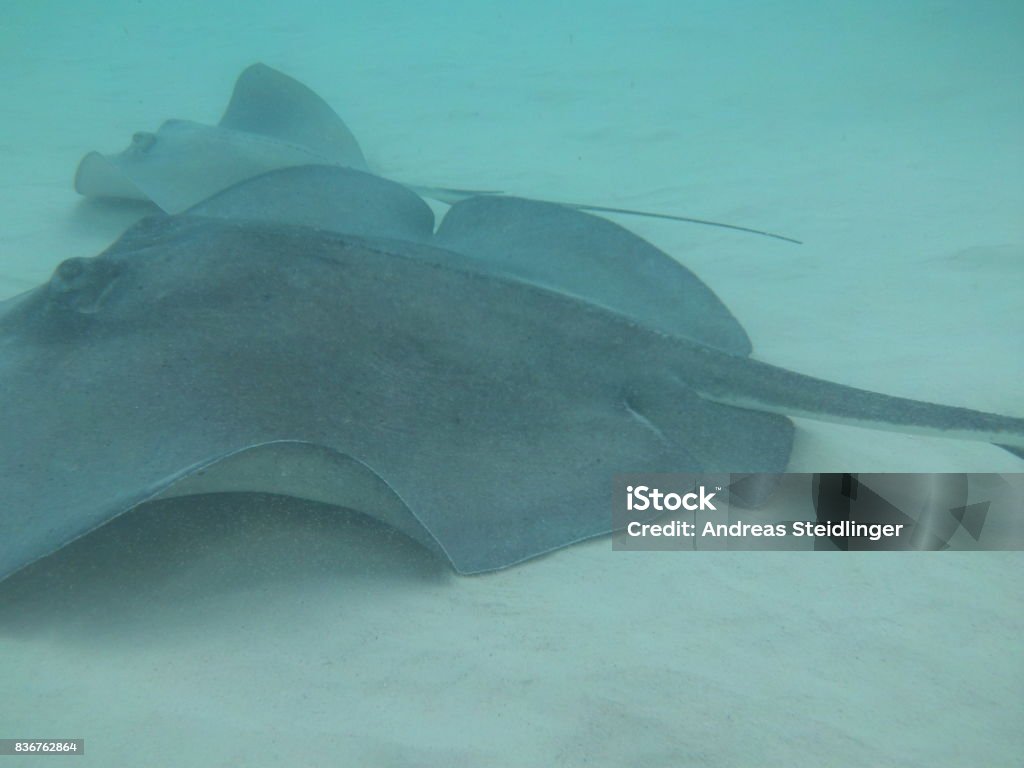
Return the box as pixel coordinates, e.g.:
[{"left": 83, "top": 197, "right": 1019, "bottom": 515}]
[
  {"left": 1, "top": 190, "right": 1022, "bottom": 582},
  {"left": 74, "top": 62, "right": 802, "bottom": 244}
]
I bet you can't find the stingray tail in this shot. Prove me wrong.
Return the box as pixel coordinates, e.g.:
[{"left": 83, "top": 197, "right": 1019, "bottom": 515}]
[
  {"left": 544, "top": 201, "right": 802, "bottom": 244},
  {"left": 404, "top": 184, "right": 802, "bottom": 244},
  {"left": 677, "top": 345, "right": 1024, "bottom": 450}
]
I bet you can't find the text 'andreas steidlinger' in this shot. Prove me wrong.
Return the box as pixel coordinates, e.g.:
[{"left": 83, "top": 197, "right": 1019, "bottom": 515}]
[{"left": 626, "top": 520, "right": 906, "bottom": 541}]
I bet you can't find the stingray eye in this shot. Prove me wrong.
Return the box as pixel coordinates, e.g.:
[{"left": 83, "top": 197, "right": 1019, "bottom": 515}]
[
  {"left": 55, "top": 258, "right": 86, "bottom": 282},
  {"left": 48, "top": 257, "right": 123, "bottom": 314},
  {"left": 131, "top": 132, "right": 157, "bottom": 153}
]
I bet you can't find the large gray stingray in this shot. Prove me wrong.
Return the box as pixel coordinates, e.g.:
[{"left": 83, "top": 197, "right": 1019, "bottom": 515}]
[
  {"left": 1, "top": 176, "right": 1022, "bottom": 580},
  {"left": 74, "top": 62, "right": 801, "bottom": 243}
]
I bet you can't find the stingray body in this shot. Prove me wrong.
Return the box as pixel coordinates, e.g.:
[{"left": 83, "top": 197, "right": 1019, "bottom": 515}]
[
  {"left": 1, "top": 200, "right": 1023, "bottom": 580},
  {"left": 0, "top": 213, "right": 789, "bottom": 579}
]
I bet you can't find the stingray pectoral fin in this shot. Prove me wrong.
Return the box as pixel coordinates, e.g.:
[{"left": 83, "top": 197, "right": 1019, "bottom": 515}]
[
  {"left": 74, "top": 151, "right": 149, "bottom": 202},
  {"left": 151, "top": 441, "right": 450, "bottom": 563},
  {"left": 675, "top": 345, "right": 1024, "bottom": 449},
  {"left": 220, "top": 63, "right": 370, "bottom": 171}
]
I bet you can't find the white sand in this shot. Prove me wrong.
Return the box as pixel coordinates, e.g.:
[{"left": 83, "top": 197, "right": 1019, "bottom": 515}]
[{"left": 1, "top": 1, "right": 1021, "bottom": 765}]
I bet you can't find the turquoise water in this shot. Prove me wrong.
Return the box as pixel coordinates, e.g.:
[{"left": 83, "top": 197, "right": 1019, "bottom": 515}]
[{"left": 1, "top": 2, "right": 1022, "bottom": 765}]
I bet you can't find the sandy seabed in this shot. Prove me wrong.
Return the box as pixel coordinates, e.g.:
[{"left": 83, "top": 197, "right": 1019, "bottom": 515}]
[{"left": 1, "top": 2, "right": 1021, "bottom": 765}]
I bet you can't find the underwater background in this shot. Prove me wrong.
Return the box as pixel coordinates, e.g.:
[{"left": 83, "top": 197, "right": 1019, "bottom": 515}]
[{"left": 1, "top": 1, "right": 1022, "bottom": 765}]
